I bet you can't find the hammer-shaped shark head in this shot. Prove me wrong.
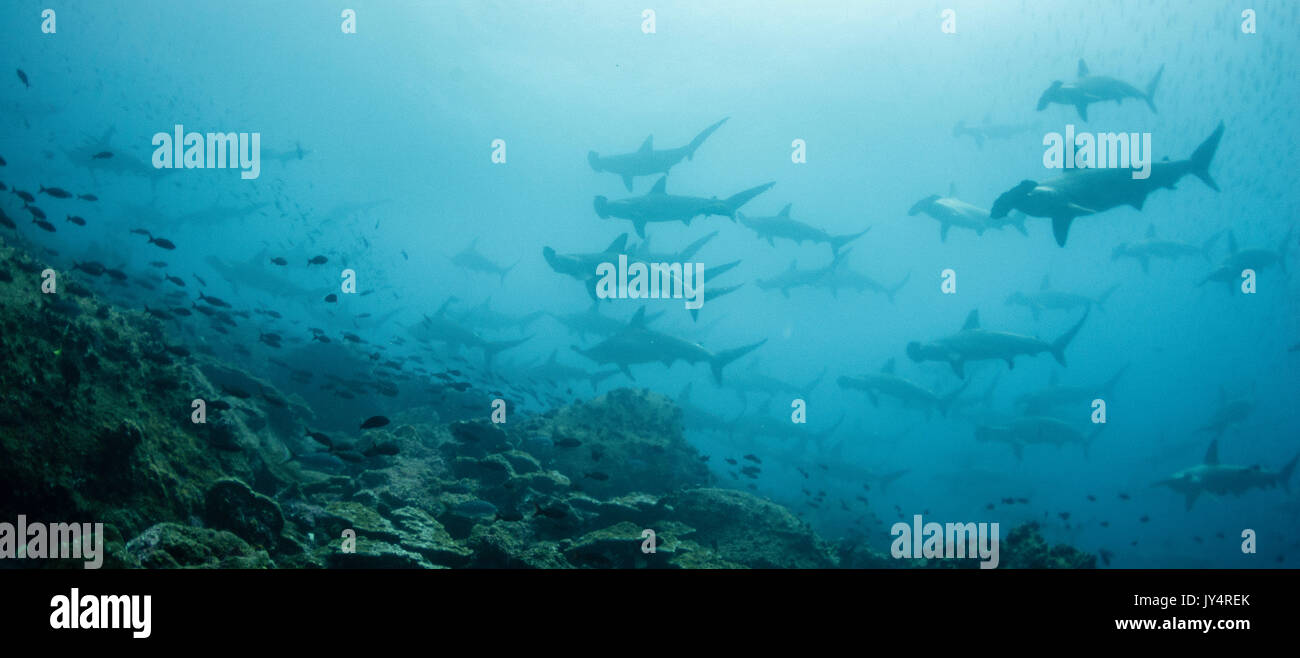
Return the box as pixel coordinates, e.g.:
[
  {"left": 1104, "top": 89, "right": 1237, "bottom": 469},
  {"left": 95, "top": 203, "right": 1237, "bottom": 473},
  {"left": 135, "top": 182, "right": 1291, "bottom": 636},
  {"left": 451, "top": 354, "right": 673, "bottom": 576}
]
[
  {"left": 587, "top": 151, "right": 603, "bottom": 172},
  {"left": 1037, "top": 81, "right": 1064, "bottom": 110}
]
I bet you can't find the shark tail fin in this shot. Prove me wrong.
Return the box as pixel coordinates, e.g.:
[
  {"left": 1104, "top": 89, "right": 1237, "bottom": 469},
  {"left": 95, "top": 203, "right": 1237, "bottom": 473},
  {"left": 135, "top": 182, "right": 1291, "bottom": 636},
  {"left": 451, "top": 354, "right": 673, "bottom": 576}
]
[
  {"left": 1279, "top": 453, "right": 1300, "bottom": 494},
  {"left": 1189, "top": 122, "right": 1224, "bottom": 192},
  {"left": 878, "top": 469, "right": 909, "bottom": 493},
  {"left": 1095, "top": 283, "right": 1121, "bottom": 310},
  {"left": 937, "top": 378, "right": 970, "bottom": 417},
  {"left": 1103, "top": 363, "right": 1130, "bottom": 394},
  {"left": 796, "top": 367, "right": 828, "bottom": 400},
  {"left": 830, "top": 227, "right": 871, "bottom": 254},
  {"left": 500, "top": 260, "right": 519, "bottom": 284},
  {"left": 887, "top": 272, "right": 912, "bottom": 304},
  {"left": 686, "top": 117, "right": 728, "bottom": 160},
  {"left": 1050, "top": 309, "right": 1090, "bottom": 367},
  {"left": 723, "top": 182, "right": 776, "bottom": 219},
  {"left": 483, "top": 335, "right": 532, "bottom": 367},
  {"left": 710, "top": 339, "right": 767, "bottom": 385},
  {"left": 1144, "top": 65, "right": 1164, "bottom": 113}
]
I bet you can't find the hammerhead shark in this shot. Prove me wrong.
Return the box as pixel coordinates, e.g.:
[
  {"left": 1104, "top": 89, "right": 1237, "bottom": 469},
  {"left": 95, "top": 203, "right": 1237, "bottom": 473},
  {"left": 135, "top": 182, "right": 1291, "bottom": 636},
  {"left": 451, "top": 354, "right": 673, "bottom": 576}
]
[
  {"left": 594, "top": 176, "right": 775, "bottom": 238},
  {"left": 736, "top": 203, "right": 870, "bottom": 254},
  {"left": 1036, "top": 59, "right": 1163, "bottom": 121},
  {"left": 1155, "top": 440, "right": 1298, "bottom": 510},
  {"left": 990, "top": 122, "right": 1223, "bottom": 247},
  {"left": 588, "top": 118, "right": 729, "bottom": 191},
  {"left": 906, "top": 309, "right": 1089, "bottom": 378},
  {"left": 572, "top": 307, "right": 765, "bottom": 383}
]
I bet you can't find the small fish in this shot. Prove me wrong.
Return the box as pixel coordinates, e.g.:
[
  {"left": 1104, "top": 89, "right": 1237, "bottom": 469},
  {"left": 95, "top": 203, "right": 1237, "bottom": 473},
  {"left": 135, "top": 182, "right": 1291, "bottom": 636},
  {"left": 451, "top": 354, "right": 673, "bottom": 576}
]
[
  {"left": 16, "top": 69, "right": 28, "bottom": 88},
  {"left": 104, "top": 268, "right": 126, "bottom": 281},
  {"left": 92, "top": 151, "right": 113, "bottom": 159},
  {"left": 324, "top": 293, "right": 338, "bottom": 303},
  {"left": 26, "top": 205, "right": 46, "bottom": 220},
  {"left": 209, "top": 400, "right": 232, "bottom": 411},
  {"left": 130, "top": 228, "right": 152, "bottom": 236},
  {"left": 308, "top": 255, "right": 328, "bottom": 265},
  {"left": 77, "top": 194, "right": 97, "bottom": 201},
  {"left": 1099, "top": 549, "right": 1114, "bottom": 566},
  {"left": 147, "top": 235, "right": 176, "bottom": 249},
  {"left": 192, "top": 274, "right": 206, "bottom": 286},
  {"left": 198, "top": 293, "right": 230, "bottom": 308},
  {"left": 73, "top": 261, "right": 105, "bottom": 276},
  {"left": 148, "top": 261, "right": 168, "bottom": 268},
  {"left": 270, "top": 257, "right": 287, "bottom": 266},
  {"left": 584, "top": 471, "right": 610, "bottom": 481},
  {"left": 363, "top": 441, "right": 400, "bottom": 457},
  {"left": 39, "top": 186, "right": 72, "bottom": 198},
  {"left": 743, "top": 454, "right": 762, "bottom": 464},
  {"left": 554, "top": 437, "right": 581, "bottom": 448},
  {"left": 65, "top": 215, "right": 86, "bottom": 226},
  {"left": 0, "top": 210, "right": 15, "bottom": 230},
  {"left": 360, "top": 415, "right": 390, "bottom": 429},
  {"left": 1118, "top": 493, "right": 1130, "bottom": 501},
  {"left": 1139, "top": 515, "right": 1150, "bottom": 523},
  {"left": 13, "top": 190, "right": 34, "bottom": 203},
  {"left": 32, "top": 218, "right": 55, "bottom": 232},
  {"left": 0, "top": 155, "right": 5, "bottom": 165},
  {"left": 1086, "top": 495, "right": 1096, "bottom": 502}
]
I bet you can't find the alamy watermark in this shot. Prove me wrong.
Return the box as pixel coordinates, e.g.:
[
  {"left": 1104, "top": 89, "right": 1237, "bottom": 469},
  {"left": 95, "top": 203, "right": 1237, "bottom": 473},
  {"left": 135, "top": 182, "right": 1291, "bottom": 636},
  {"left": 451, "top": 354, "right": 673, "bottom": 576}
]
[
  {"left": 0, "top": 514, "right": 104, "bottom": 568},
  {"left": 594, "top": 254, "right": 705, "bottom": 310},
  {"left": 1043, "top": 124, "right": 1151, "bottom": 179},
  {"left": 890, "top": 514, "right": 1000, "bottom": 569},
  {"left": 152, "top": 124, "right": 261, "bottom": 179}
]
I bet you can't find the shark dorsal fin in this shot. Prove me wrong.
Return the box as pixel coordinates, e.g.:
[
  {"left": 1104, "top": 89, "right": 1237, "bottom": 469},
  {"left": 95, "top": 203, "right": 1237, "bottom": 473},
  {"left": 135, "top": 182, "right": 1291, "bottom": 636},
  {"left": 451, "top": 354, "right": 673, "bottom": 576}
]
[
  {"left": 605, "top": 233, "right": 629, "bottom": 253},
  {"left": 779, "top": 203, "right": 792, "bottom": 218},
  {"left": 881, "top": 358, "right": 895, "bottom": 375},
  {"left": 1205, "top": 440, "right": 1219, "bottom": 466},
  {"left": 649, "top": 176, "right": 668, "bottom": 195},
  {"left": 1145, "top": 224, "right": 1157, "bottom": 239},
  {"left": 1227, "top": 231, "right": 1238, "bottom": 254},
  {"left": 628, "top": 306, "right": 648, "bottom": 328},
  {"left": 1077, "top": 59, "right": 1090, "bottom": 77},
  {"left": 962, "top": 310, "right": 980, "bottom": 331},
  {"left": 638, "top": 135, "right": 653, "bottom": 153},
  {"left": 1040, "top": 274, "right": 1051, "bottom": 291}
]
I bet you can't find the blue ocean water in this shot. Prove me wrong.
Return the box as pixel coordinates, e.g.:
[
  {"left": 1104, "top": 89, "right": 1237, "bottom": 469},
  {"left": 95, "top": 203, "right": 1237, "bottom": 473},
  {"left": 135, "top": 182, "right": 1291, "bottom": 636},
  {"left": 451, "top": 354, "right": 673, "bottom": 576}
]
[{"left": 1, "top": 0, "right": 1296, "bottom": 568}]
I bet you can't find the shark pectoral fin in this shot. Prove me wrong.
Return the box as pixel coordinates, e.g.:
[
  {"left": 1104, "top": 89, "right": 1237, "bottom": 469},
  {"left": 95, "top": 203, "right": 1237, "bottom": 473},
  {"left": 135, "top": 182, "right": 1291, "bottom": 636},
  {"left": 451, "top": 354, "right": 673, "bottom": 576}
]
[
  {"left": 618, "top": 363, "right": 635, "bottom": 381},
  {"left": 634, "top": 220, "right": 647, "bottom": 239},
  {"left": 622, "top": 175, "right": 633, "bottom": 192},
  {"left": 1138, "top": 256, "right": 1150, "bottom": 274},
  {"left": 1051, "top": 216, "right": 1074, "bottom": 247},
  {"left": 1075, "top": 103, "right": 1088, "bottom": 121},
  {"left": 939, "top": 223, "right": 950, "bottom": 242},
  {"left": 951, "top": 359, "right": 965, "bottom": 379},
  {"left": 868, "top": 392, "right": 879, "bottom": 407},
  {"left": 1005, "top": 357, "right": 1015, "bottom": 369},
  {"left": 766, "top": 237, "right": 775, "bottom": 247},
  {"left": 1184, "top": 490, "right": 1200, "bottom": 510}
]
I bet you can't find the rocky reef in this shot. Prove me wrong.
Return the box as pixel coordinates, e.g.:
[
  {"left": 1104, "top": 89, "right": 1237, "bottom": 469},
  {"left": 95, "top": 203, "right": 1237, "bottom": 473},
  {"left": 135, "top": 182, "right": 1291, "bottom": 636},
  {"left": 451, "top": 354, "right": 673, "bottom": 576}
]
[{"left": 0, "top": 242, "right": 1094, "bottom": 569}]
